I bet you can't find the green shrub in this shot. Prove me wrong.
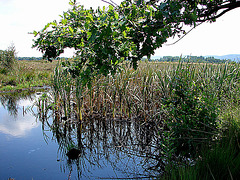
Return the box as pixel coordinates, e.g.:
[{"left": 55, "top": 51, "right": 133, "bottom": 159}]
[
  {"left": 0, "top": 44, "right": 17, "bottom": 73},
  {"left": 162, "top": 63, "right": 219, "bottom": 157}
]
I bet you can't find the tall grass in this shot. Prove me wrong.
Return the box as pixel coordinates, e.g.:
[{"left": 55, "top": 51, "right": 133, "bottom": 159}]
[{"left": 51, "top": 61, "right": 239, "bottom": 119}]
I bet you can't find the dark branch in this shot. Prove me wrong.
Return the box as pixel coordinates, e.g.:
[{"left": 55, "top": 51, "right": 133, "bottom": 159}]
[
  {"left": 101, "top": 0, "right": 117, "bottom": 7},
  {"left": 198, "top": 1, "right": 240, "bottom": 21},
  {"left": 110, "top": 0, "right": 118, "bottom": 7},
  {"left": 165, "top": 22, "right": 203, "bottom": 46}
]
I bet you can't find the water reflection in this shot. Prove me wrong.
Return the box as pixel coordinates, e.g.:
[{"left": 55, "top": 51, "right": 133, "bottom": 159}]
[
  {"left": 0, "top": 89, "right": 47, "bottom": 116},
  {"left": 0, "top": 110, "right": 38, "bottom": 137},
  {"left": 0, "top": 89, "right": 47, "bottom": 137},
  {"left": 0, "top": 90, "right": 164, "bottom": 179},
  {"left": 38, "top": 106, "right": 164, "bottom": 179}
]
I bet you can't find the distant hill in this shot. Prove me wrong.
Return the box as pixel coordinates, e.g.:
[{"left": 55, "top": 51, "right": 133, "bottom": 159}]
[{"left": 209, "top": 54, "right": 240, "bottom": 61}]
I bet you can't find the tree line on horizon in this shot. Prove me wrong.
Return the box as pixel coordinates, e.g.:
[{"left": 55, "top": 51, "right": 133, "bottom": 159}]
[
  {"left": 17, "top": 55, "right": 231, "bottom": 64},
  {"left": 17, "top": 57, "right": 69, "bottom": 61},
  {"left": 147, "top": 55, "right": 231, "bottom": 63}
]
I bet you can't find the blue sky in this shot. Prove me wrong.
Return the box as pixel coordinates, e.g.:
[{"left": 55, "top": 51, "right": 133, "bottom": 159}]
[{"left": 0, "top": 0, "right": 239, "bottom": 57}]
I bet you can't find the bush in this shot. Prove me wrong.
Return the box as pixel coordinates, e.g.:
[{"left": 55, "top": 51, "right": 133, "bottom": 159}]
[
  {"left": 0, "top": 44, "right": 17, "bottom": 73},
  {"left": 162, "top": 64, "right": 218, "bottom": 157}
]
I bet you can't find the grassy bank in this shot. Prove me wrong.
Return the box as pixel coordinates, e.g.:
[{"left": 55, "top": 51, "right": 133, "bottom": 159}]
[{"left": 0, "top": 60, "right": 57, "bottom": 92}]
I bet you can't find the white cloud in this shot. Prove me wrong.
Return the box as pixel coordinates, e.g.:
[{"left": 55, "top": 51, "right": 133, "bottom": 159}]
[{"left": 0, "top": 107, "right": 39, "bottom": 137}]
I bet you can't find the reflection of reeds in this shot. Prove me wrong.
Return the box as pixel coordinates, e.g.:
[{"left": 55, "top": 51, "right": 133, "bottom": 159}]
[
  {"left": 0, "top": 89, "right": 46, "bottom": 116},
  {"left": 39, "top": 110, "right": 163, "bottom": 178}
]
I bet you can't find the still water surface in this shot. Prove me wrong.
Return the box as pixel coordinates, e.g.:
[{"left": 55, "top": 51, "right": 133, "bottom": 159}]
[{"left": 0, "top": 91, "right": 161, "bottom": 179}]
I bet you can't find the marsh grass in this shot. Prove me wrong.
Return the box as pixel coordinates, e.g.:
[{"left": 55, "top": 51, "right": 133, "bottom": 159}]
[
  {"left": 51, "top": 60, "right": 239, "bottom": 118},
  {"left": 0, "top": 60, "right": 57, "bottom": 91},
  {"left": 49, "top": 60, "right": 239, "bottom": 145}
]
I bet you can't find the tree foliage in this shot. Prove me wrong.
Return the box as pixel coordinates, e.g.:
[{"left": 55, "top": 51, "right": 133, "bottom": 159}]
[{"left": 32, "top": 0, "right": 240, "bottom": 82}]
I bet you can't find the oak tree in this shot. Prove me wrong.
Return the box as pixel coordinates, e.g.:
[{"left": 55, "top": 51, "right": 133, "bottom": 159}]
[{"left": 32, "top": 0, "right": 240, "bottom": 83}]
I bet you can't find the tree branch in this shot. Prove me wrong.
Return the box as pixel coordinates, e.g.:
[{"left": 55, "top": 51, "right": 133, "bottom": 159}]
[
  {"left": 110, "top": 0, "right": 118, "bottom": 7},
  {"left": 165, "top": 22, "right": 203, "bottom": 46},
  {"left": 101, "top": 0, "right": 117, "bottom": 7},
  {"left": 198, "top": 1, "right": 240, "bottom": 21}
]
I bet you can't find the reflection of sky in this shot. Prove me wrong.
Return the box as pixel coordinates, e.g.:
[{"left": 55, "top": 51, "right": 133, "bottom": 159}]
[{"left": 0, "top": 99, "right": 39, "bottom": 137}]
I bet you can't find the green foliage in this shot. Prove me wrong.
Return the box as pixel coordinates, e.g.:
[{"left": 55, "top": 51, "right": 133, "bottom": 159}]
[
  {"left": 165, "top": 86, "right": 217, "bottom": 154},
  {"left": 0, "top": 44, "right": 17, "bottom": 74},
  {"left": 32, "top": 0, "right": 240, "bottom": 84},
  {"left": 162, "top": 63, "right": 218, "bottom": 156},
  {"left": 48, "top": 60, "right": 240, "bottom": 157},
  {"left": 157, "top": 61, "right": 240, "bottom": 157}
]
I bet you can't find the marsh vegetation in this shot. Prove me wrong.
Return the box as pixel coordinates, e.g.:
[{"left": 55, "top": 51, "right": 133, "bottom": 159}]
[
  {"left": 0, "top": 59, "right": 56, "bottom": 92},
  {"left": 1, "top": 45, "right": 239, "bottom": 178},
  {"left": 0, "top": 58, "right": 239, "bottom": 179},
  {"left": 36, "top": 59, "right": 240, "bottom": 179}
]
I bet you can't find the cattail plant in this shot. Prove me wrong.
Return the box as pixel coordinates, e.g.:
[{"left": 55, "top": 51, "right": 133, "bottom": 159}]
[{"left": 37, "top": 59, "right": 240, "bottom": 157}]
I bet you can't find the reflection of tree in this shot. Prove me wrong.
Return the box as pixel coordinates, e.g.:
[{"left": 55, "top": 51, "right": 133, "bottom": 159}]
[
  {"left": 0, "top": 91, "right": 36, "bottom": 116},
  {"left": 37, "top": 103, "right": 165, "bottom": 179}
]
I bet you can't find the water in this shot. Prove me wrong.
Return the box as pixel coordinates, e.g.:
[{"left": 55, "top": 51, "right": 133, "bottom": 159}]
[{"left": 0, "top": 91, "right": 162, "bottom": 180}]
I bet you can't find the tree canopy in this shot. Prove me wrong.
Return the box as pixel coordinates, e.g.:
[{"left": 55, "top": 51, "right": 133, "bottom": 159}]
[{"left": 32, "top": 0, "right": 240, "bottom": 82}]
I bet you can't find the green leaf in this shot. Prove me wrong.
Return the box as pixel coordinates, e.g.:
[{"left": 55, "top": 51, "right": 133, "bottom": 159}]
[
  {"left": 42, "top": 23, "right": 51, "bottom": 31},
  {"left": 61, "top": 19, "right": 68, "bottom": 25},
  {"left": 69, "top": 26, "right": 74, "bottom": 34},
  {"left": 33, "top": 30, "right": 38, "bottom": 36},
  {"left": 87, "top": 13, "right": 93, "bottom": 21},
  {"left": 114, "top": 11, "right": 119, "bottom": 19},
  {"left": 108, "top": 5, "right": 113, "bottom": 11},
  {"left": 51, "top": 21, "right": 57, "bottom": 26}
]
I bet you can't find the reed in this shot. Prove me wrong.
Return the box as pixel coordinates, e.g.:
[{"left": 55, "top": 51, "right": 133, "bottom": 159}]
[
  {"left": 50, "top": 60, "right": 239, "bottom": 120},
  {"left": 43, "top": 60, "right": 239, "bottom": 159}
]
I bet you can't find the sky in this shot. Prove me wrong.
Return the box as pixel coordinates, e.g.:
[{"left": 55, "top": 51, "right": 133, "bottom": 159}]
[{"left": 0, "top": 0, "right": 240, "bottom": 57}]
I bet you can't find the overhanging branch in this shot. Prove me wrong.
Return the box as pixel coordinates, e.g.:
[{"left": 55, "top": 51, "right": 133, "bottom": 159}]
[
  {"left": 198, "top": 1, "right": 240, "bottom": 22},
  {"left": 100, "top": 0, "right": 117, "bottom": 7}
]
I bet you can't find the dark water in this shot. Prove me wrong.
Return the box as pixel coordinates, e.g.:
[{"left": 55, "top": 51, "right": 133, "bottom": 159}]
[{"left": 0, "top": 91, "right": 162, "bottom": 180}]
